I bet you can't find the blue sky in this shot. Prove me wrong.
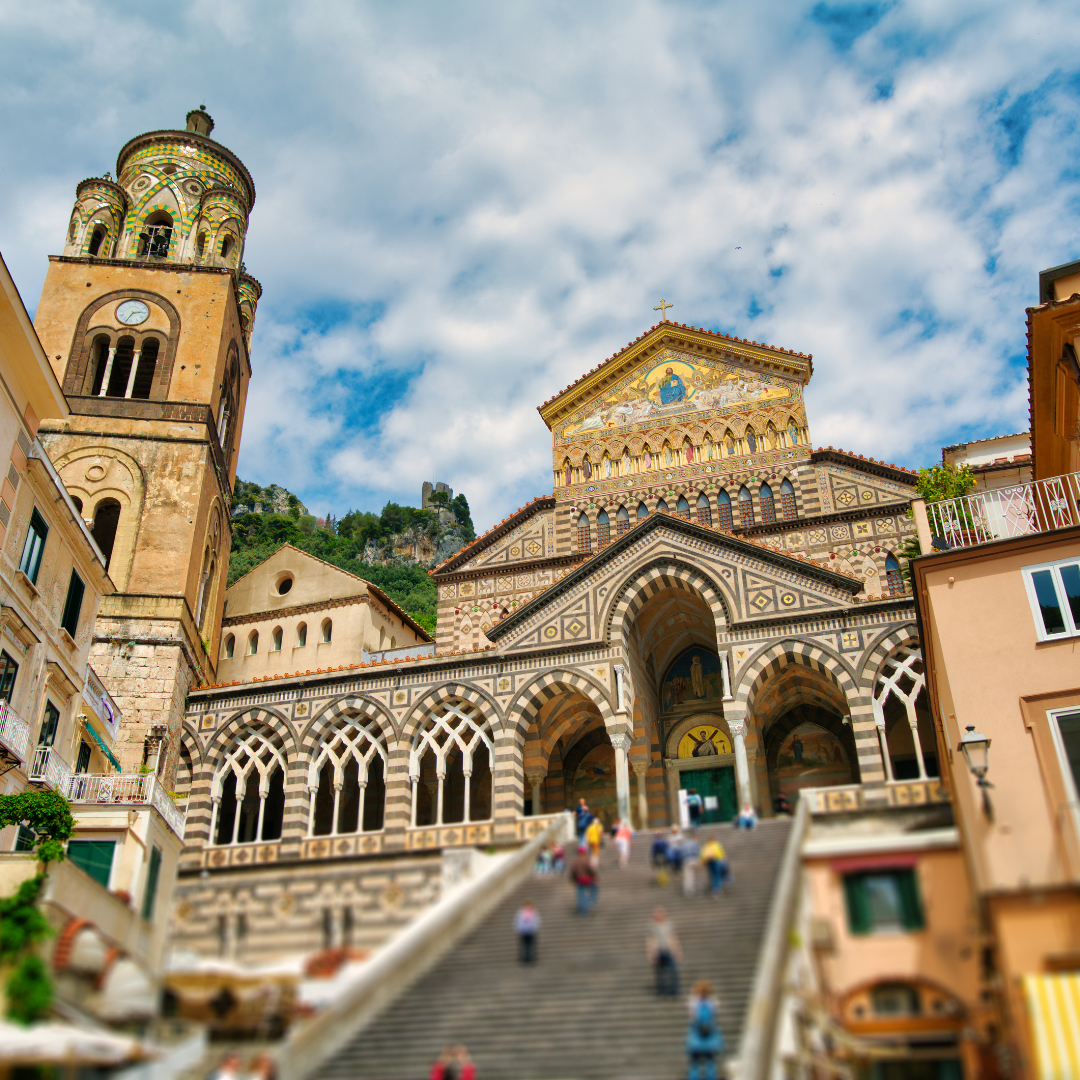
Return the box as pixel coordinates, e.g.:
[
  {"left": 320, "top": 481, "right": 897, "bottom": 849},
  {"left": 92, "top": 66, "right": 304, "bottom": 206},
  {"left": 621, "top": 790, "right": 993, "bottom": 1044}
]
[{"left": 1, "top": 1, "right": 1078, "bottom": 533}]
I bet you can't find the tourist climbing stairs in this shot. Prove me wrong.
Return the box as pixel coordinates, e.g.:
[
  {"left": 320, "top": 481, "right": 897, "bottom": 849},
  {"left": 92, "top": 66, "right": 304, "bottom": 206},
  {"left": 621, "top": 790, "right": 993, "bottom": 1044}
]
[{"left": 314, "top": 818, "right": 792, "bottom": 1079}]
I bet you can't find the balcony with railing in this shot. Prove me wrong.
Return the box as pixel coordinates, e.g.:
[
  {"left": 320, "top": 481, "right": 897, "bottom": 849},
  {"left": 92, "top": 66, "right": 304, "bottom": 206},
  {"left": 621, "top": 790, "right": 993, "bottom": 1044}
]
[
  {"left": 29, "top": 746, "right": 71, "bottom": 790},
  {"left": 63, "top": 773, "right": 187, "bottom": 839},
  {"left": 0, "top": 700, "right": 30, "bottom": 766},
  {"left": 922, "top": 471, "right": 1080, "bottom": 551}
]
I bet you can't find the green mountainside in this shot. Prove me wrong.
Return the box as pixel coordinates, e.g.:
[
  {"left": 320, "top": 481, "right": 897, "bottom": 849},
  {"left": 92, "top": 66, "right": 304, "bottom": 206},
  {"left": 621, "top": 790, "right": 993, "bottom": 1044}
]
[{"left": 227, "top": 480, "right": 477, "bottom": 634}]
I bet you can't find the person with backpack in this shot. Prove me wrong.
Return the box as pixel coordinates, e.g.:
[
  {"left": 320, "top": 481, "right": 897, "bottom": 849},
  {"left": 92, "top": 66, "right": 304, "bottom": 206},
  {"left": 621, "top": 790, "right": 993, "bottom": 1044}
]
[
  {"left": 584, "top": 813, "right": 605, "bottom": 869},
  {"left": 685, "top": 980, "right": 725, "bottom": 1080},
  {"left": 685, "top": 788, "right": 704, "bottom": 827},
  {"left": 700, "top": 835, "right": 729, "bottom": 896},
  {"left": 570, "top": 844, "right": 598, "bottom": 914},
  {"left": 514, "top": 900, "right": 541, "bottom": 963}
]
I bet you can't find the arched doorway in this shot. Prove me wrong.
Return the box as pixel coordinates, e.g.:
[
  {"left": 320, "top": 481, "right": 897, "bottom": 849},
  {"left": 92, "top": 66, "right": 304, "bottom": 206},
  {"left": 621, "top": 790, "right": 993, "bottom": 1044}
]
[{"left": 753, "top": 663, "right": 858, "bottom": 811}]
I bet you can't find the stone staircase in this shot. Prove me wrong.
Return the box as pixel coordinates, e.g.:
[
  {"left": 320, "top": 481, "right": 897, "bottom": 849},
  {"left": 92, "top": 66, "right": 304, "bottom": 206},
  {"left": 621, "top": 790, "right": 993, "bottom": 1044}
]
[{"left": 314, "top": 819, "right": 792, "bottom": 1080}]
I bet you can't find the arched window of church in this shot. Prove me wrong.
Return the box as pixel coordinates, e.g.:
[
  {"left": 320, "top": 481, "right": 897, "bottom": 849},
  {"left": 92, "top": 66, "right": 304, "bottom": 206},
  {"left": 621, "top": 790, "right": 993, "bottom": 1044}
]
[
  {"left": 88, "top": 226, "right": 105, "bottom": 257},
  {"left": 90, "top": 335, "right": 111, "bottom": 396},
  {"left": 410, "top": 699, "right": 494, "bottom": 827},
  {"left": 885, "top": 554, "right": 903, "bottom": 596},
  {"left": 676, "top": 495, "right": 690, "bottom": 521},
  {"left": 221, "top": 233, "right": 234, "bottom": 261},
  {"left": 759, "top": 482, "right": 776, "bottom": 524},
  {"left": 139, "top": 212, "right": 173, "bottom": 259},
  {"left": 563, "top": 459, "right": 572, "bottom": 486},
  {"left": 616, "top": 505, "right": 630, "bottom": 536},
  {"left": 71, "top": 497, "right": 83, "bottom": 514},
  {"left": 716, "top": 489, "right": 733, "bottom": 529},
  {"left": 622, "top": 450, "right": 631, "bottom": 475},
  {"left": 780, "top": 478, "right": 797, "bottom": 520},
  {"left": 684, "top": 439, "right": 694, "bottom": 464},
  {"left": 788, "top": 422, "right": 800, "bottom": 446},
  {"left": 224, "top": 634, "right": 235, "bottom": 659},
  {"left": 322, "top": 619, "right": 333, "bottom": 643},
  {"left": 196, "top": 232, "right": 207, "bottom": 258},
  {"left": 106, "top": 337, "right": 135, "bottom": 397},
  {"left": 90, "top": 498, "right": 121, "bottom": 570},
  {"left": 248, "top": 630, "right": 259, "bottom": 655},
  {"left": 656, "top": 498, "right": 669, "bottom": 512},
  {"left": 130, "top": 338, "right": 158, "bottom": 399},
  {"left": 636, "top": 502, "right": 649, "bottom": 519},
  {"left": 296, "top": 623, "right": 307, "bottom": 647},
  {"left": 310, "top": 714, "right": 388, "bottom": 837},
  {"left": 738, "top": 486, "right": 755, "bottom": 526},
  {"left": 696, "top": 492, "right": 712, "bottom": 526},
  {"left": 582, "top": 457, "right": 593, "bottom": 480},
  {"left": 597, "top": 509, "right": 610, "bottom": 546},
  {"left": 746, "top": 429, "right": 758, "bottom": 453},
  {"left": 577, "top": 516, "right": 592, "bottom": 553},
  {"left": 210, "top": 727, "right": 287, "bottom": 846},
  {"left": 68, "top": 220, "right": 77, "bottom": 243},
  {"left": 271, "top": 627, "right": 283, "bottom": 652}
]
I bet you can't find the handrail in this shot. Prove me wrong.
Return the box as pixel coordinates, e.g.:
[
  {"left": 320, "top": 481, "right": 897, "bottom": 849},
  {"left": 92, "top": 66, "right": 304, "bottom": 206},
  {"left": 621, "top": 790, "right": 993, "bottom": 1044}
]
[
  {"left": 274, "top": 813, "right": 573, "bottom": 1080},
  {"left": 29, "top": 746, "right": 71, "bottom": 790},
  {"left": 736, "top": 797, "right": 810, "bottom": 1080},
  {"left": 926, "top": 470, "right": 1080, "bottom": 550},
  {"left": 64, "top": 773, "right": 187, "bottom": 838},
  {"left": 0, "top": 700, "right": 31, "bottom": 763}
]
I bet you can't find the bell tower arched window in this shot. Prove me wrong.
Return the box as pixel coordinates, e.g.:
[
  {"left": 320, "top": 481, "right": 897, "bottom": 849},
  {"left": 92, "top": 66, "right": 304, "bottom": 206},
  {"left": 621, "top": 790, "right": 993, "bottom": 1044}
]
[
  {"left": 759, "top": 482, "right": 776, "bottom": 525},
  {"left": 105, "top": 337, "right": 135, "bottom": 397},
  {"left": 131, "top": 338, "right": 158, "bottom": 399},
  {"left": 91, "top": 499, "right": 121, "bottom": 570},
  {"left": 716, "top": 490, "right": 733, "bottom": 529},
  {"left": 139, "top": 212, "right": 173, "bottom": 260},
  {"left": 780, "top": 478, "right": 797, "bottom": 520},
  {"left": 88, "top": 226, "right": 105, "bottom": 257},
  {"left": 738, "top": 486, "right": 755, "bottom": 526}
]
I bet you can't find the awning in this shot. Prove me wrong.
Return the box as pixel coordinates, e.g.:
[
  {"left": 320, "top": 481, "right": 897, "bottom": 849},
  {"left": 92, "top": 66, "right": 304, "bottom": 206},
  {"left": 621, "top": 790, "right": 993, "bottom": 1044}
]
[
  {"left": 1024, "top": 973, "right": 1080, "bottom": 1078},
  {"left": 85, "top": 722, "right": 121, "bottom": 772}
]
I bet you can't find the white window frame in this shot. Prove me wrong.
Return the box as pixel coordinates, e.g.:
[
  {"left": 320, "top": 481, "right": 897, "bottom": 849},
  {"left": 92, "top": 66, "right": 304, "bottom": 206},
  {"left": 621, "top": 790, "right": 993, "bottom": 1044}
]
[
  {"left": 1021, "top": 558, "right": 1080, "bottom": 642},
  {"left": 1046, "top": 707, "right": 1080, "bottom": 831}
]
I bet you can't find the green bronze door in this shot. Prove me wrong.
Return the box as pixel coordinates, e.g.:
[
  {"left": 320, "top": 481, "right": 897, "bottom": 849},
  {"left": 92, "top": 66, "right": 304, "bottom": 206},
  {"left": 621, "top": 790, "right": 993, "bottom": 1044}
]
[{"left": 690, "top": 767, "right": 737, "bottom": 824}]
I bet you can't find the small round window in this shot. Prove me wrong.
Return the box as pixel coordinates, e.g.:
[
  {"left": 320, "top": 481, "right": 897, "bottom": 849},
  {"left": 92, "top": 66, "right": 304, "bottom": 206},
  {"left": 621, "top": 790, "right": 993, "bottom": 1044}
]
[{"left": 278, "top": 577, "right": 293, "bottom": 595}]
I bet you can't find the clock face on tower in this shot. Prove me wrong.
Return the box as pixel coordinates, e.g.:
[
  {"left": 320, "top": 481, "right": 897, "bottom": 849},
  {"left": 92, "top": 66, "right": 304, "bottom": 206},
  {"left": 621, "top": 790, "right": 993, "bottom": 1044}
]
[{"left": 116, "top": 299, "right": 149, "bottom": 326}]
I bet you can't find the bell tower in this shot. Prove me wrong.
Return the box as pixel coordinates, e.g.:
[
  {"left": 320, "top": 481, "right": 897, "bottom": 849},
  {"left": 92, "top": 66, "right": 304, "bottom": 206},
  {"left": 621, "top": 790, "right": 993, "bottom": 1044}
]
[{"left": 32, "top": 108, "right": 261, "bottom": 781}]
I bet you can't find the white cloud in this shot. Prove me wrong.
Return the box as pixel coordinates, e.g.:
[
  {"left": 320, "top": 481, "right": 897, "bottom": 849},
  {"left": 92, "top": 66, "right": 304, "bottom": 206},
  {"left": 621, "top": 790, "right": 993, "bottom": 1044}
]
[{"left": 1, "top": 0, "right": 1078, "bottom": 530}]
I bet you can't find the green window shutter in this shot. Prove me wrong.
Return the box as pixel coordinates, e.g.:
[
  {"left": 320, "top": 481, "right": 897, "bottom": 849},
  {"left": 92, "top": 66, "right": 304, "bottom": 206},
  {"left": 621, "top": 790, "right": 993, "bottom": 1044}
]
[
  {"left": 843, "top": 874, "right": 872, "bottom": 935},
  {"left": 61, "top": 570, "right": 85, "bottom": 637},
  {"left": 898, "top": 869, "right": 925, "bottom": 931},
  {"left": 68, "top": 840, "right": 116, "bottom": 888},
  {"left": 141, "top": 846, "right": 162, "bottom": 920}
]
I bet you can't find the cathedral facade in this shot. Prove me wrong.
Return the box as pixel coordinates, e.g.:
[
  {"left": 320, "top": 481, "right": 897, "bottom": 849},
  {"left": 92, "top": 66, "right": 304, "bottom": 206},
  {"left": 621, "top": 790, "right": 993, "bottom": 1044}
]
[{"left": 170, "top": 323, "right": 935, "bottom": 961}]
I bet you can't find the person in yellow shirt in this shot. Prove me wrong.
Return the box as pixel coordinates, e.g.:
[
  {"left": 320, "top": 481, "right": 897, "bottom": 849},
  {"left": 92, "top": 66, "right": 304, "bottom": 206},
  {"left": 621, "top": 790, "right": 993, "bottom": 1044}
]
[
  {"left": 700, "top": 835, "right": 730, "bottom": 896},
  {"left": 585, "top": 815, "right": 604, "bottom": 869}
]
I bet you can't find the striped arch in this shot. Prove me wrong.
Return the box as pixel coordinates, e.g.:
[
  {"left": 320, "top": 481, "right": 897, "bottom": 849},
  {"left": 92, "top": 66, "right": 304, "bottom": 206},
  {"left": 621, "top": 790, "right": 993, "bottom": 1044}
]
[
  {"left": 401, "top": 681, "right": 505, "bottom": 742},
  {"left": 860, "top": 623, "right": 922, "bottom": 691},
  {"left": 208, "top": 705, "right": 300, "bottom": 760},
  {"left": 733, "top": 639, "right": 859, "bottom": 715},
  {"left": 507, "top": 669, "right": 616, "bottom": 743},
  {"left": 605, "top": 556, "right": 730, "bottom": 648},
  {"left": 300, "top": 693, "right": 398, "bottom": 753}
]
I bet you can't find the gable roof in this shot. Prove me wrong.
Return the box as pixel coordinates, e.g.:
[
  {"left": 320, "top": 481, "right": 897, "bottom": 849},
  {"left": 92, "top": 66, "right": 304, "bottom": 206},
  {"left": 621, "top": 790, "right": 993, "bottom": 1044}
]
[
  {"left": 538, "top": 321, "right": 814, "bottom": 428},
  {"left": 810, "top": 447, "right": 918, "bottom": 483},
  {"left": 485, "top": 509, "right": 864, "bottom": 642},
  {"left": 225, "top": 543, "right": 433, "bottom": 641},
  {"left": 431, "top": 496, "right": 557, "bottom": 576}
]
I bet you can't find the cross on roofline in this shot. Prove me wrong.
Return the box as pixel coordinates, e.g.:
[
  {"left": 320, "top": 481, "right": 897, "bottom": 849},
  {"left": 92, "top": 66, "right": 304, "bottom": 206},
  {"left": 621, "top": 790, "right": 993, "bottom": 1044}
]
[{"left": 654, "top": 298, "right": 673, "bottom": 321}]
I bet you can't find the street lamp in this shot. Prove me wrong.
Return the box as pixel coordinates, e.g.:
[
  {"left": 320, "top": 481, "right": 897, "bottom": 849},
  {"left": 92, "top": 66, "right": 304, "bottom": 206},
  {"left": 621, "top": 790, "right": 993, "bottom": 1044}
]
[{"left": 958, "top": 724, "right": 994, "bottom": 822}]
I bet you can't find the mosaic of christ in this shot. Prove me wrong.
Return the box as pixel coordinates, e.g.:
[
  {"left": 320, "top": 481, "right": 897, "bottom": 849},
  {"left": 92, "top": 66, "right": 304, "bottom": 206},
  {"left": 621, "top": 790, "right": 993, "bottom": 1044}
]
[{"left": 562, "top": 355, "right": 791, "bottom": 439}]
